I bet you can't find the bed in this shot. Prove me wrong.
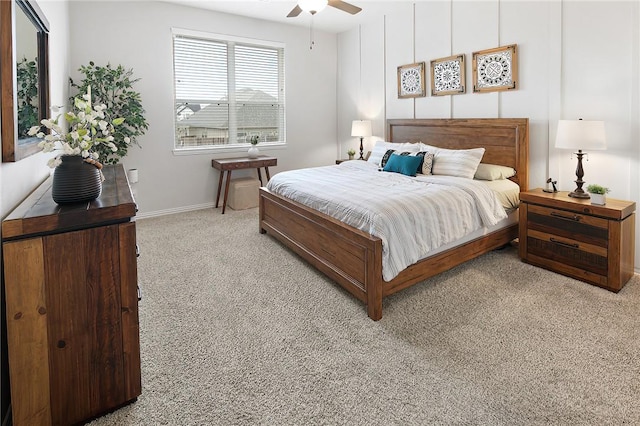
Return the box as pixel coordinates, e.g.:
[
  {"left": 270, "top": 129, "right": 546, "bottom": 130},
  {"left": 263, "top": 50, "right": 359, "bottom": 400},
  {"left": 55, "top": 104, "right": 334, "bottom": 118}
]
[{"left": 259, "top": 118, "right": 529, "bottom": 320}]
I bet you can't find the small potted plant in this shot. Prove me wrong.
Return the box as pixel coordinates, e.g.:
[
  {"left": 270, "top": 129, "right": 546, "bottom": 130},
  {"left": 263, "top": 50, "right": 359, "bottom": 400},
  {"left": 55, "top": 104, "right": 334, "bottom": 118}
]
[
  {"left": 347, "top": 148, "right": 356, "bottom": 160},
  {"left": 248, "top": 135, "right": 260, "bottom": 158},
  {"left": 586, "top": 184, "right": 610, "bottom": 205}
]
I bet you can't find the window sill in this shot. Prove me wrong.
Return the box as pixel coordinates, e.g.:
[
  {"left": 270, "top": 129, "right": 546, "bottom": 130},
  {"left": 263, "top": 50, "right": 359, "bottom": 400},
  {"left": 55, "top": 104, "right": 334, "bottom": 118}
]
[{"left": 172, "top": 142, "right": 287, "bottom": 157}]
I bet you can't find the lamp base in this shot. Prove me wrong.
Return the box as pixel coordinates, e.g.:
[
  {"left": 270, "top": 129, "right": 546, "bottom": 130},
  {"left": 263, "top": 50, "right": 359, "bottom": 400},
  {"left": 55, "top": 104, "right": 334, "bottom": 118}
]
[
  {"left": 568, "top": 189, "right": 590, "bottom": 199},
  {"left": 568, "top": 150, "right": 590, "bottom": 199}
]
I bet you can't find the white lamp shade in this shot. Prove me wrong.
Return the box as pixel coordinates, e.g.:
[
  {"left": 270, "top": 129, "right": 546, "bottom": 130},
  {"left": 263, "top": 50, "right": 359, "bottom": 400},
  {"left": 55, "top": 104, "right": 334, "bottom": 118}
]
[
  {"left": 555, "top": 120, "right": 607, "bottom": 150},
  {"left": 298, "top": 0, "right": 328, "bottom": 13},
  {"left": 351, "top": 120, "right": 372, "bottom": 138}
]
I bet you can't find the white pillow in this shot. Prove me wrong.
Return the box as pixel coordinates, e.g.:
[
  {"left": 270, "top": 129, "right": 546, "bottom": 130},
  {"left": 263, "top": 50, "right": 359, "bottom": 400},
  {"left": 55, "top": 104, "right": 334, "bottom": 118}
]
[
  {"left": 481, "top": 178, "right": 521, "bottom": 210},
  {"left": 432, "top": 147, "right": 485, "bottom": 179},
  {"left": 419, "top": 142, "right": 441, "bottom": 153},
  {"left": 474, "top": 163, "right": 517, "bottom": 181},
  {"left": 368, "top": 141, "right": 420, "bottom": 166}
]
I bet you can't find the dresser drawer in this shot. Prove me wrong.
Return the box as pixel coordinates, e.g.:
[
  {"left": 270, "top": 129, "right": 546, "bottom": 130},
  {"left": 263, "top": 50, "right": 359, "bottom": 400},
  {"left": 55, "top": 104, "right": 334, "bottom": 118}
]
[{"left": 526, "top": 204, "right": 609, "bottom": 248}]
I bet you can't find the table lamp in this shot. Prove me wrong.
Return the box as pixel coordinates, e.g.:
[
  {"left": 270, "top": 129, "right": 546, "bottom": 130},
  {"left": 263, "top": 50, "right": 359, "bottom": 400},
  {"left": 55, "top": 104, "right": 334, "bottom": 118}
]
[
  {"left": 351, "top": 120, "right": 372, "bottom": 160},
  {"left": 555, "top": 119, "right": 606, "bottom": 199}
]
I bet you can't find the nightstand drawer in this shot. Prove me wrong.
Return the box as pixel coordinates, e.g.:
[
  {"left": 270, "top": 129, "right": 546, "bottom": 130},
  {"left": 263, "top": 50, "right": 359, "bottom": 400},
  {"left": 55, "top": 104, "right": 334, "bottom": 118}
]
[
  {"left": 526, "top": 231, "right": 608, "bottom": 277},
  {"left": 526, "top": 204, "right": 608, "bottom": 247}
]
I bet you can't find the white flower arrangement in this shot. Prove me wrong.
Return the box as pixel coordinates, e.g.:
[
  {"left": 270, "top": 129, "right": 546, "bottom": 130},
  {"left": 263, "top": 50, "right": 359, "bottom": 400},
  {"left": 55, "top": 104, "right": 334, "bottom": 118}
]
[{"left": 29, "top": 87, "right": 125, "bottom": 168}]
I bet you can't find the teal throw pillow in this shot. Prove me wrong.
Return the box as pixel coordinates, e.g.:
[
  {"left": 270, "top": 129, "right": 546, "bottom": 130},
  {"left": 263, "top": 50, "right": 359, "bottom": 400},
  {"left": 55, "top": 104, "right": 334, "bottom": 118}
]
[
  {"left": 380, "top": 149, "right": 412, "bottom": 168},
  {"left": 382, "top": 153, "right": 422, "bottom": 177}
]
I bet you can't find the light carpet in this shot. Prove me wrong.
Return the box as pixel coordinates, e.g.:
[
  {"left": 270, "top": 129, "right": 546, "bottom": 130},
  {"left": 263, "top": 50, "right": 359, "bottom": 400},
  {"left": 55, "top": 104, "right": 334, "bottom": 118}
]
[{"left": 90, "top": 207, "right": 640, "bottom": 425}]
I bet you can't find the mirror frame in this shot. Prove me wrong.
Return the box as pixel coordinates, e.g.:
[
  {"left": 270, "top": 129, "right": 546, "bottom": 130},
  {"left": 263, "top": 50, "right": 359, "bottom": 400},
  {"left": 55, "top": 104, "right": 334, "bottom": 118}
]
[{"left": 1, "top": 0, "right": 49, "bottom": 162}]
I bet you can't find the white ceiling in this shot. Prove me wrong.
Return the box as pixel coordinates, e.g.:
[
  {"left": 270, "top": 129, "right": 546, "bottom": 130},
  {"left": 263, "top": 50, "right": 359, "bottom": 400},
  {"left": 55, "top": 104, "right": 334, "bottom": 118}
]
[{"left": 159, "top": 0, "right": 380, "bottom": 33}]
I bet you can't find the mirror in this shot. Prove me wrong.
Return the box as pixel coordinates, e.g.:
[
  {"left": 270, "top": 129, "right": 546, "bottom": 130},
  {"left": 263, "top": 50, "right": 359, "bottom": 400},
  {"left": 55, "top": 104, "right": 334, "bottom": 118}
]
[{"left": 1, "top": 0, "right": 49, "bottom": 162}]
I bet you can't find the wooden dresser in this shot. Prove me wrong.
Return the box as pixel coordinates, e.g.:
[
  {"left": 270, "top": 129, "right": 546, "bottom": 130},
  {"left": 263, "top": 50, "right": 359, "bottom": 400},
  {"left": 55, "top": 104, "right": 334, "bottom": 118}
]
[
  {"left": 2, "top": 165, "right": 141, "bottom": 425},
  {"left": 519, "top": 188, "right": 636, "bottom": 292}
]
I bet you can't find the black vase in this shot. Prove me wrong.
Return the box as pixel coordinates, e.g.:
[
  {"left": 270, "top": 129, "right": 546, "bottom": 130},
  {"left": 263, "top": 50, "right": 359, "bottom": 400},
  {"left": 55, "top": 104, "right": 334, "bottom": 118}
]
[{"left": 52, "top": 155, "right": 103, "bottom": 204}]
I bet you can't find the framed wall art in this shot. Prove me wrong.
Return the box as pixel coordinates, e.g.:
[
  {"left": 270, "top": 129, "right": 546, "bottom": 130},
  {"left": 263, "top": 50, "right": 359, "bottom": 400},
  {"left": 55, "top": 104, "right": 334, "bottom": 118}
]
[
  {"left": 472, "top": 44, "right": 518, "bottom": 93},
  {"left": 397, "top": 62, "right": 426, "bottom": 98},
  {"left": 430, "top": 54, "right": 465, "bottom": 96}
]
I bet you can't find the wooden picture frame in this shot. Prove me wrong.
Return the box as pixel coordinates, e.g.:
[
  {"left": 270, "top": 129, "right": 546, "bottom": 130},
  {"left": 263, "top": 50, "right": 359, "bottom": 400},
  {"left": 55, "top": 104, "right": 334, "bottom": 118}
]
[
  {"left": 430, "top": 54, "right": 465, "bottom": 96},
  {"left": 1, "top": 0, "right": 50, "bottom": 162},
  {"left": 472, "top": 44, "right": 518, "bottom": 93},
  {"left": 397, "top": 62, "right": 426, "bottom": 98}
]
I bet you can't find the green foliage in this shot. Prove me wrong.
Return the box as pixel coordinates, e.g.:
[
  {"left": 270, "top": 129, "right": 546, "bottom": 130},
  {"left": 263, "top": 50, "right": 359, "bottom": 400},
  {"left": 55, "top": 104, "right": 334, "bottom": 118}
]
[
  {"left": 347, "top": 148, "right": 356, "bottom": 156},
  {"left": 69, "top": 62, "right": 148, "bottom": 165},
  {"left": 586, "top": 184, "right": 610, "bottom": 195},
  {"left": 17, "top": 57, "right": 39, "bottom": 138}
]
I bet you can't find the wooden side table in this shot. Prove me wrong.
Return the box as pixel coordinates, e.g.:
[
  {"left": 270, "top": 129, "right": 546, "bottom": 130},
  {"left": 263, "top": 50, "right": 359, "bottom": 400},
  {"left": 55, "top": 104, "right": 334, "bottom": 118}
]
[
  {"left": 519, "top": 188, "right": 636, "bottom": 292},
  {"left": 211, "top": 155, "right": 277, "bottom": 214}
]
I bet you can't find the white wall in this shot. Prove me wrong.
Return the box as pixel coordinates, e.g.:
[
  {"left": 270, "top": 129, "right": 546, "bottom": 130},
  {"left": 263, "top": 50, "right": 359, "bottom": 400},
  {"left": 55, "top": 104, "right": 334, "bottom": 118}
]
[
  {"left": 337, "top": 0, "right": 640, "bottom": 268},
  {"left": 0, "top": 0, "right": 70, "bottom": 220},
  {"left": 67, "top": 1, "right": 337, "bottom": 217}
]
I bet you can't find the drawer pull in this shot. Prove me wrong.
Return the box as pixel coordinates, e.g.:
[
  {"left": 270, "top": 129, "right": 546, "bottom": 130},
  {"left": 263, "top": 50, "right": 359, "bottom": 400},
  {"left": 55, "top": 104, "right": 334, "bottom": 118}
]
[
  {"left": 550, "top": 237, "right": 579, "bottom": 249},
  {"left": 550, "top": 211, "right": 581, "bottom": 222}
]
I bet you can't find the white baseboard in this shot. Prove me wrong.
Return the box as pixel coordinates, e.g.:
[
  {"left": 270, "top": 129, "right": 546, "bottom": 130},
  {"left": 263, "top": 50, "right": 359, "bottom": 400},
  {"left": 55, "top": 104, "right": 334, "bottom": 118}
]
[{"left": 135, "top": 202, "right": 215, "bottom": 220}]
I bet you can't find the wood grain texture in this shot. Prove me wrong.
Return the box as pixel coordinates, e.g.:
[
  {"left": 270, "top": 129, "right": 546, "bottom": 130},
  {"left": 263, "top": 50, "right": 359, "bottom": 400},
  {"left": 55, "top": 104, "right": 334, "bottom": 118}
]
[
  {"left": 387, "top": 118, "right": 529, "bottom": 190},
  {"left": 2, "top": 165, "right": 136, "bottom": 240},
  {"left": 520, "top": 189, "right": 636, "bottom": 292},
  {"left": 0, "top": 0, "right": 15, "bottom": 162},
  {"left": 44, "top": 230, "right": 92, "bottom": 425},
  {"left": 620, "top": 213, "right": 636, "bottom": 289},
  {"left": 2, "top": 164, "right": 140, "bottom": 424},
  {"left": 119, "top": 222, "right": 142, "bottom": 401},
  {"left": 211, "top": 156, "right": 277, "bottom": 171},
  {"left": 520, "top": 189, "right": 635, "bottom": 221},
  {"left": 260, "top": 118, "right": 529, "bottom": 320},
  {"left": 3, "top": 238, "right": 52, "bottom": 426},
  {"left": 85, "top": 225, "right": 125, "bottom": 414}
]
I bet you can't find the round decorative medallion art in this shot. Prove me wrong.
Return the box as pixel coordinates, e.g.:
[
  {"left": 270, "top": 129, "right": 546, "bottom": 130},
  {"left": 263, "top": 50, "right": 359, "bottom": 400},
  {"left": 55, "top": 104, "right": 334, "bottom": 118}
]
[
  {"left": 474, "top": 45, "right": 517, "bottom": 91},
  {"left": 398, "top": 62, "right": 426, "bottom": 98},
  {"left": 401, "top": 68, "right": 421, "bottom": 94},
  {"left": 434, "top": 60, "right": 462, "bottom": 93}
]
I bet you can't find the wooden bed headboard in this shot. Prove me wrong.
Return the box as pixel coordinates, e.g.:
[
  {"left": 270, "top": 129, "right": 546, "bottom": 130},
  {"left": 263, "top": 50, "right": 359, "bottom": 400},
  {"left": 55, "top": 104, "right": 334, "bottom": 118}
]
[{"left": 387, "top": 118, "right": 529, "bottom": 191}]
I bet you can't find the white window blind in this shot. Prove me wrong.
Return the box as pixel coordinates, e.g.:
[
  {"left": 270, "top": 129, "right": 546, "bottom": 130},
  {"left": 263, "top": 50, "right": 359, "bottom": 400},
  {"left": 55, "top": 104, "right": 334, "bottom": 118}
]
[{"left": 172, "top": 30, "right": 285, "bottom": 150}]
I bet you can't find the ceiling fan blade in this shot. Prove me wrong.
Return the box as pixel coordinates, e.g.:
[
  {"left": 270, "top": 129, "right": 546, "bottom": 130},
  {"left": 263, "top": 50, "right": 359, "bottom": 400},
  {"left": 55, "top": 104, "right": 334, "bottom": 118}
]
[
  {"left": 287, "top": 5, "right": 303, "bottom": 17},
  {"left": 328, "top": 0, "right": 362, "bottom": 15}
]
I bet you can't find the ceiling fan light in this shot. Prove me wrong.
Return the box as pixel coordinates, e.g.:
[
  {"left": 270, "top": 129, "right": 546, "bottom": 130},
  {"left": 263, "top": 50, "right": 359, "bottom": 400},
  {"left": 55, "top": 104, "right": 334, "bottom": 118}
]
[{"left": 299, "top": 0, "right": 328, "bottom": 14}]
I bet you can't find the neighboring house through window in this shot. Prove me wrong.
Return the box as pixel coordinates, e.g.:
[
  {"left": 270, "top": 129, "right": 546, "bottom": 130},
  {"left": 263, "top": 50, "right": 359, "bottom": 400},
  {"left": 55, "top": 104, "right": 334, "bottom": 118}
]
[{"left": 172, "top": 28, "right": 285, "bottom": 152}]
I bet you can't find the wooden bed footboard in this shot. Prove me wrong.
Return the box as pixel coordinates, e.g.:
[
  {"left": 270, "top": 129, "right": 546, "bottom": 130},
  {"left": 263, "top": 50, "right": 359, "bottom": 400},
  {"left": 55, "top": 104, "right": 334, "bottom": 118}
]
[{"left": 259, "top": 187, "right": 385, "bottom": 319}]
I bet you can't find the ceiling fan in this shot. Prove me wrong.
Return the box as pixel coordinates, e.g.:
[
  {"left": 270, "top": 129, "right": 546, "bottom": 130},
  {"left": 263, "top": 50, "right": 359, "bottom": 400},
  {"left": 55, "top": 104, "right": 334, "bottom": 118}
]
[{"left": 287, "top": 0, "right": 362, "bottom": 17}]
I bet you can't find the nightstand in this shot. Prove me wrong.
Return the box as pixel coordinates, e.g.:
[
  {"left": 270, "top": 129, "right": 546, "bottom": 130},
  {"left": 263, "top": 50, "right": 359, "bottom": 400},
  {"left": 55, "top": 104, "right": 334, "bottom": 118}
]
[
  {"left": 336, "top": 159, "right": 351, "bottom": 164},
  {"left": 519, "top": 188, "right": 636, "bottom": 292}
]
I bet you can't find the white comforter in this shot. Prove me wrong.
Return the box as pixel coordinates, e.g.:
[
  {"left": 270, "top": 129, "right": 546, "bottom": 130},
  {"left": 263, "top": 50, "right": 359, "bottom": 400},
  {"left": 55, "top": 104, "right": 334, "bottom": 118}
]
[{"left": 266, "top": 160, "right": 507, "bottom": 281}]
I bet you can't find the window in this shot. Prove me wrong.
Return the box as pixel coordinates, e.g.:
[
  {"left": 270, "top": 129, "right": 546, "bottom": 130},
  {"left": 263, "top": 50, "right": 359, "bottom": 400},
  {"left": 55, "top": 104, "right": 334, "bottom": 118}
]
[{"left": 172, "top": 29, "right": 285, "bottom": 151}]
